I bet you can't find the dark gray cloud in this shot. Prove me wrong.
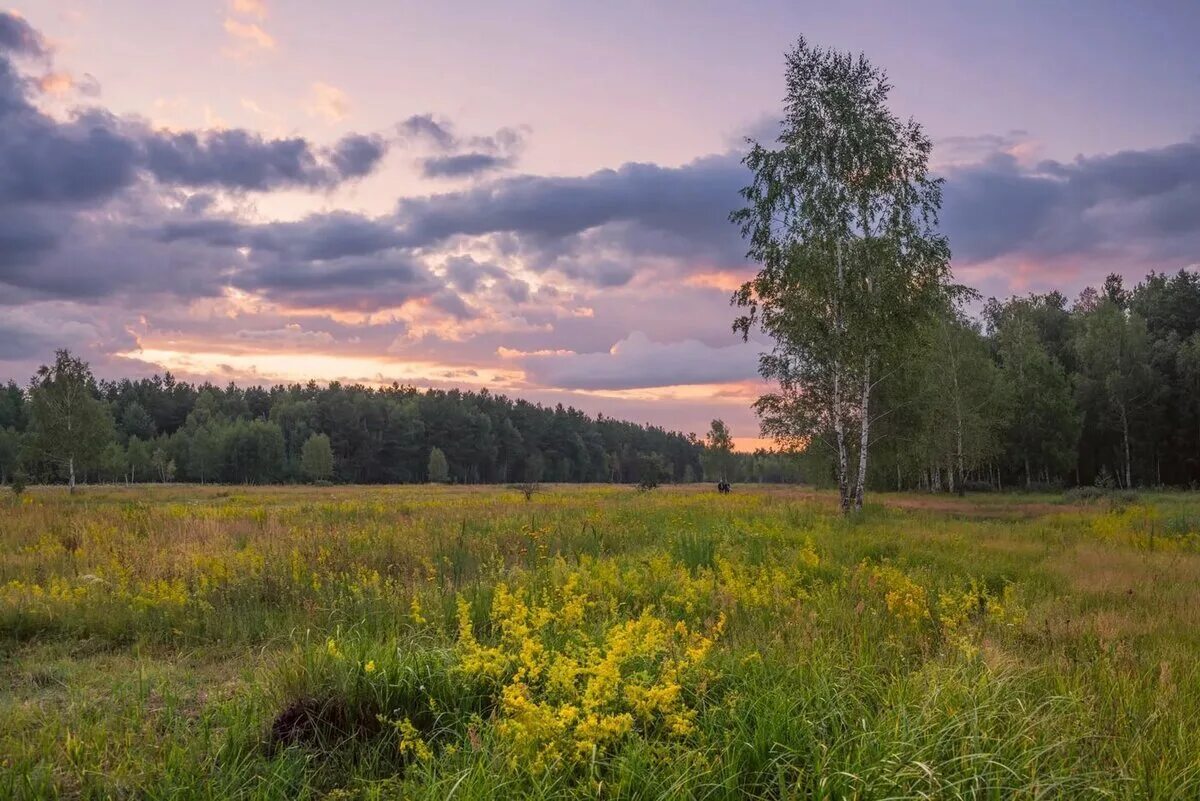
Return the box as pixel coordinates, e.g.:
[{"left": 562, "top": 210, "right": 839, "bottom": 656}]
[
  {"left": 0, "top": 12, "right": 45, "bottom": 57},
  {"left": 156, "top": 211, "right": 405, "bottom": 263},
  {"left": 0, "top": 11, "right": 386, "bottom": 209},
  {"left": 399, "top": 112, "right": 525, "bottom": 178},
  {"left": 397, "top": 154, "right": 746, "bottom": 253},
  {"left": 941, "top": 138, "right": 1200, "bottom": 264},
  {"left": 0, "top": 11, "right": 396, "bottom": 308},
  {"left": 422, "top": 152, "right": 512, "bottom": 178},
  {"left": 330, "top": 133, "right": 388, "bottom": 178},
  {"left": 398, "top": 114, "right": 456, "bottom": 149},
  {"left": 142, "top": 129, "right": 387, "bottom": 191},
  {"left": 233, "top": 255, "right": 440, "bottom": 313}
]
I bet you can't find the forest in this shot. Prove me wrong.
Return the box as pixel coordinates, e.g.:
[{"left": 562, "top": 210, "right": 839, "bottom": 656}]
[
  {"left": 0, "top": 363, "right": 801, "bottom": 487},
  {"left": 864, "top": 269, "right": 1200, "bottom": 492}
]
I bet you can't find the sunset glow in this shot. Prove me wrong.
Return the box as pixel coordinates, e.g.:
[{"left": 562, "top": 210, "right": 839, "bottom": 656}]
[{"left": 3, "top": 2, "right": 1199, "bottom": 448}]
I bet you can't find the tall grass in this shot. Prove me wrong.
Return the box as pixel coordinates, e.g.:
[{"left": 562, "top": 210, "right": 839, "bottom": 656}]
[{"left": 2, "top": 484, "right": 1200, "bottom": 798}]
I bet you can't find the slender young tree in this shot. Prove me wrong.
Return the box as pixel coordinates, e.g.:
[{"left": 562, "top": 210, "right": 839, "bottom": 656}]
[
  {"left": 1074, "top": 300, "right": 1152, "bottom": 488},
  {"left": 300, "top": 432, "right": 334, "bottom": 482},
  {"left": 703, "top": 419, "right": 736, "bottom": 481},
  {"left": 732, "top": 38, "right": 952, "bottom": 513},
  {"left": 28, "top": 350, "right": 113, "bottom": 492},
  {"left": 427, "top": 446, "right": 450, "bottom": 483}
]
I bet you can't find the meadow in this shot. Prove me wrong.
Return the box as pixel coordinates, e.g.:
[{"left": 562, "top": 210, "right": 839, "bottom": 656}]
[{"left": 2, "top": 484, "right": 1199, "bottom": 800}]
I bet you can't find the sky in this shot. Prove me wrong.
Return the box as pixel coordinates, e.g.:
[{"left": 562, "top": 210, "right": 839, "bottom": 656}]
[{"left": 2, "top": 1, "right": 1199, "bottom": 449}]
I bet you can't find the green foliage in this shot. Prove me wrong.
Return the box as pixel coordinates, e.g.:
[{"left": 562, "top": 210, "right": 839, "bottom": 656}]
[
  {"left": 299, "top": 433, "right": 334, "bottom": 482},
  {"left": 1073, "top": 298, "right": 1152, "bottom": 488},
  {"left": 118, "top": 401, "right": 156, "bottom": 443},
  {"left": 126, "top": 436, "right": 152, "bottom": 482},
  {"left": 994, "top": 304, "right": 1080, "bottom": 487},
  {"left": 427, "top": 446, "right": 450, "bottom": 483},
  {"left": 3, "top": 485, "right": 1200, "bottom": 798},
  {"left": 0, "top": 426, "right": 22, "bottom": 485},
  {"left": 732, "top": 37, "right": 952, "bottom": 512},
  {"left": 27, "top": 350, "right": 114, "bottom": 490},
  {"left": 702, "top": 419, "right": 735, "bottom": 481},
  {"left": 99, "top": 442, "right": 127, "bottom": 483}
]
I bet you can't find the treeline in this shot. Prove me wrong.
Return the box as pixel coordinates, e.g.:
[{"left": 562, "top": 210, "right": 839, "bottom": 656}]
[
  {"left": 0, "top": 358, "right": 798, "bottom": 487},
  {"left": 860, "top": 270, "right": 1200, "bottom": 491}
]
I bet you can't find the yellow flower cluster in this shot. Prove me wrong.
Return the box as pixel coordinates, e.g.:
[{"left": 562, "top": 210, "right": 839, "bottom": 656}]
[
  {"left": 455, "top": 576, "right": 722, "bottom": 771},
  {"left": 936, "top": 580, "right": 1026, "bottom": 657},
  {"left": 858, "top": 562, "right": 1026, "bottom": 656},
  {"left": 863, "top": 563, "right": 931, "bottom": 629}
]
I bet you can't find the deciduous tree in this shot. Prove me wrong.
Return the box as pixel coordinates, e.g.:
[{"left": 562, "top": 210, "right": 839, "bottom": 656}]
[
  {"left": 732, "top": 38, "right": 952, "bottom": 512},
  {"left": 28, "top": 350, "right": 113, "bottom": 492}
]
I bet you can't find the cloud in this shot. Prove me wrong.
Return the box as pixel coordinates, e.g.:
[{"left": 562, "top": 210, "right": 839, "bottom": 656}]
[
  {"left": 307, "top": 81, "right": 349, "bottom": 122},
  {"left": 234, "top": 323, "right": 335, "bottom": 347},
  {"left": 422, "top": 152, "right": 512, "bottom": 178},
  {"left": 941, "top": 137, "right": 1200, "bottom": 266},
  {"left": 0, "top": 301, "right": 137, "bottom": 362},
  {"left": 0, "top": 12, "right": 46, "bottom": 57},
  {"left": 230, "top": 0, "right": 268, "bottom": 20},
  {"left": 223, "top": 18, "right": 275, "bottom": 52},
  {"left": 157, "top": 210, "right": 403, "bottom": 261},
  {"left": 393, "top": 153, "right": 748, "bottom": 281},
  {"left": 143, "top": 129, "right": 385, "bottom": 191},
  {"left": 518, "top": 331, "right": 760, "bottom": 391},
  {"left": 329, "top": 133, "right": 387, "bottom": 178},
  {"left": 399, "top": 113, "right": 526, "bottom": 178},
  {"left": 398, "top": 114, "right": 456, "bottom": 149},
  {"left": 231, "top": 255, "right": 442, "bottom": 313}
]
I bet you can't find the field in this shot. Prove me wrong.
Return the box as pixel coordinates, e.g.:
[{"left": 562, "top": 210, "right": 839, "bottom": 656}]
[{"left": 2, "top": 485, "right": 1200, "bottom": 800}]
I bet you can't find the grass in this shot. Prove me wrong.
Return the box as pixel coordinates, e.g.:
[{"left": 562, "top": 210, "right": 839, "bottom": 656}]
[{"left": 2, "top": 483, "right": 1200, "bottom": 799}]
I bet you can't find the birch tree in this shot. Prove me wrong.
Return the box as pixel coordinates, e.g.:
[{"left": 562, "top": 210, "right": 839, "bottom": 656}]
[
  {"left": 28, "top": 350, "right": 113, "bottom": 492},
  {"left": 731, "top": 37, "right": 952, "bottom": 513},
  {"left": 1074, "top": 300, "right": 1152, "bottom": 488}
]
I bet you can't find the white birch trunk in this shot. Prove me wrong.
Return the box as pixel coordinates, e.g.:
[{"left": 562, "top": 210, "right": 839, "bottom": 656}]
[{"left": 853, "top": 361, "right": 870, "bottom": 511}]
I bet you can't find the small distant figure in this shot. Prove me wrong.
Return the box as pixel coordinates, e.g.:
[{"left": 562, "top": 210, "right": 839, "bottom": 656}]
[{"left": 717, "top": 480, "right": 732, "bottom": 495}]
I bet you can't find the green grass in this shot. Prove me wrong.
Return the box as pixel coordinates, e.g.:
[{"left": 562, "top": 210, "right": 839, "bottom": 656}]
[{"left": 2, "top": 484, "right": 1200, "bottom": 798}]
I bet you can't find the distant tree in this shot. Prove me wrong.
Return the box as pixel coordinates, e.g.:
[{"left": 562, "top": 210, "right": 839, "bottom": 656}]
[
  {"left": 151, "top": 448, "right": 176, "bottom": 482},
  {"left": 10, "top": 468, "right": 27, "bottom": 497},
  {"left": 188, "top": 424, "right": 224, "bottom": 484},
  {"left": 930, "top": 312, "right": 1005, "bottom": 494},
  {"left": 0, "top": 381, "right": 26, "bottom": 431},
  {"left": 99, "top": 442, "right": 127, "bottom": 483},
  {"left": 28, "top": 350, "right": 114, "bottom": 492},
  {"left": 1178, "top": 333, "right": 1200, "bottom": 450},
  {"left": 732, "top": 38, "right": 952, "bottom": 513},
  {"left": 300, "top": 433, "right": 334, "bottom": 482},
  {"left": 702, "top": 419, "right": 736, "bottom": 482},
  {"left": 126, "top": 436, "right": 152, "bottom": 483},
  {"left": 119, "top": 401, "right": 157, "bottom": 443},
  {"left": 523, "top": 449, "right": 545, "bottom": 483},
  {"left": 427, "top": 446, "right": 450, "bottom": 483},
  {"left": 1074, "top": 300, "right": 1152, "bottom": 488},
  {"left": 0, "top": 427, "right": 20, "bottom": 485},
  {"left": 996, "top": 311, "right": 1079, "bottom": 487},
  {"left": 634, "top": 452, "right": 667, "bottom": 490}
]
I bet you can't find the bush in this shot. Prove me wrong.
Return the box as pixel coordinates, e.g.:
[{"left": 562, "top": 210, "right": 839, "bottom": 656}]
[
  {"left": 1064, "top": 485, "right": 1140, "bottom": 508},
  {"left": 1064, "top": 486, "right": 1106, "bottom": 503}
]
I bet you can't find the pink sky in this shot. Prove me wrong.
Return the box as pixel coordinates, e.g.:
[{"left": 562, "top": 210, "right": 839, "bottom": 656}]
[{"left": 2, "top": 2, "right": 1199, "bottom": 448}]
